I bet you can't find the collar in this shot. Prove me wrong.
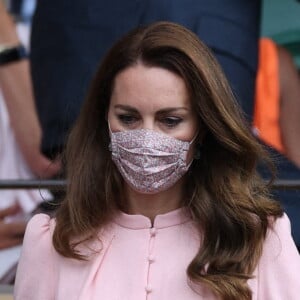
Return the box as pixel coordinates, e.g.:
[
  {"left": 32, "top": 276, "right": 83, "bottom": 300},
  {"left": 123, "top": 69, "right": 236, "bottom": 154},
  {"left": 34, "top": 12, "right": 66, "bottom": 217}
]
[{"left": 113, "top": 207, "right": 192, "bottom": 230}]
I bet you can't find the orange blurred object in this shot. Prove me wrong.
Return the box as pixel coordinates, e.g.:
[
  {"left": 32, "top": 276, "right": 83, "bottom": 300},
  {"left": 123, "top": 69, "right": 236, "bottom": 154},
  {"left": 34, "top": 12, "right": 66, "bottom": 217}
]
[{"left": 254, "top": 37, "right": 284, "bottom": 153}]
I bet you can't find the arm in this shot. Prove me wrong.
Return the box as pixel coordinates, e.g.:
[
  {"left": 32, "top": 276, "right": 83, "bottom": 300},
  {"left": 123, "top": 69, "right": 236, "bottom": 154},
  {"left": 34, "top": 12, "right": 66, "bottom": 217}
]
[
  {"left": 278, "top": 45, "right": 300, "bottom": 168},
  {"left": 0, "top": 204, "right": 26, "bottom": 249},
  {"left": 0, "top": 2, "right": 60, "bottom": 178}
]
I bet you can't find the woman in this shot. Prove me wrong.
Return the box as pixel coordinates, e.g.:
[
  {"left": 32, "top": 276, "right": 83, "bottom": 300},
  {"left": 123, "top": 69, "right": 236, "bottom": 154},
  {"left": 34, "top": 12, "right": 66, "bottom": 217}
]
[{"left": 14, "top": 22, "right": 300, "bottom": 299}]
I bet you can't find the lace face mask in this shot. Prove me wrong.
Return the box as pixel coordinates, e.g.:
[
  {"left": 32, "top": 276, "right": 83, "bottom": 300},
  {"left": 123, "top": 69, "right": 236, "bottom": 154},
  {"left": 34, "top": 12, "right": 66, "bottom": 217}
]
[{"left": 109, "top": 128, "right": 196, "bottom": 194}]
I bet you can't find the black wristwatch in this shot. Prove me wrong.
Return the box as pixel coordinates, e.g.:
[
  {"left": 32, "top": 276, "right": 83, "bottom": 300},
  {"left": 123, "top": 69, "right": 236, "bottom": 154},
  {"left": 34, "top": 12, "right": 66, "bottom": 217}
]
[{"left": 0, "top": 44, "right": 28, "bottom": 66}]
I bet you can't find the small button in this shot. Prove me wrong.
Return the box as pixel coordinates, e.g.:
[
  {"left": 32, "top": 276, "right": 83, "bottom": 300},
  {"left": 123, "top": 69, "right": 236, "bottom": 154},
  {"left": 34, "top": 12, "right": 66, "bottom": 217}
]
[
  {"left": 148, "top": 255, "right": 155, "bottom": 263},
  {"left": 145, "top": 285, "right": 152, "bottom": 293},
  {"left": 150, "top": 228, "right": 157, "bottom": 236}
]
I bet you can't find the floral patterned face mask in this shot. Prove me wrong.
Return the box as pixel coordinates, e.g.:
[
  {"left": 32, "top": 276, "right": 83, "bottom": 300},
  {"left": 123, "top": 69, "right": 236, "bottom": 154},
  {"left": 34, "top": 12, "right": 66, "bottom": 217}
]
[{"left": 109, "top": 128, "right": 196, "bottom": 194}]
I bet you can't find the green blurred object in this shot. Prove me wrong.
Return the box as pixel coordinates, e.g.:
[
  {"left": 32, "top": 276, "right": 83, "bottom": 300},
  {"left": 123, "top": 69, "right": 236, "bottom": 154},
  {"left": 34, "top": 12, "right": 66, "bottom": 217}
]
[
  {"left": 261, "top": 0, "right": 300, "bottom": 69},
  {"left": 272, "top": 30, "right": 300, "bottom": 69}
]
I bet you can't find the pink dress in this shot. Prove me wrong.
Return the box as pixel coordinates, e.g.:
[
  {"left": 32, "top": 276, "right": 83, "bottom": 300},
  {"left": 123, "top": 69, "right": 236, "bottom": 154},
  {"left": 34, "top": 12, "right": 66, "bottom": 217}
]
[{"left": 14, "top": 208, "right": 300, "bottom": 299}]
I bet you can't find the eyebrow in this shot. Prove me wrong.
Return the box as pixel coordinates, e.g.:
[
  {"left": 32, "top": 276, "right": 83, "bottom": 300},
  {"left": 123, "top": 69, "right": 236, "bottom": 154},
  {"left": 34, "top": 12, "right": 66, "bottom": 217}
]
[{"left": 114, "top": 104, "right": 189, "bottom": 113}]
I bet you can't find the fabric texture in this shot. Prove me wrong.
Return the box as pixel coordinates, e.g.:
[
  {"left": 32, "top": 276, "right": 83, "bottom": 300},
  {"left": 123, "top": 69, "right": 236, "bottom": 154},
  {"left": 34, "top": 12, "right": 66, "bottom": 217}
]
[
  {"left": 14, "top": 209, "right": 300, "bottom": 299},
  {"left": 110, "top": 129, "right": 192, "bottom": 194}
]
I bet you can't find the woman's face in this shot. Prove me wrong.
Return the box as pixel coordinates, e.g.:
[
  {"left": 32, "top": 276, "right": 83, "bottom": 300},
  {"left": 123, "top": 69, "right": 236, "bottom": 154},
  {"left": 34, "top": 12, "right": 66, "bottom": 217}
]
[{"left": 107, "top": 63, "right": 199, "bottom": 161}]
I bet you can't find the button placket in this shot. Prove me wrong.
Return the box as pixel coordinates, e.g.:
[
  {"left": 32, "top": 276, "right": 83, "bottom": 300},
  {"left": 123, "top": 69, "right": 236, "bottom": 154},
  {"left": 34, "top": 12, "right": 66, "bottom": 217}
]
[
  {"left": 150, "top": 227, "right": 157, "bottom": 237},
  {"left": 145, "top": 227, "right": 157, "bottom": 298},
  {"left": 147, "top": 254, "right": 155, "bottom": 263},
  {"left": 145, "top": 284, "right": 152, "bottom": 294}
]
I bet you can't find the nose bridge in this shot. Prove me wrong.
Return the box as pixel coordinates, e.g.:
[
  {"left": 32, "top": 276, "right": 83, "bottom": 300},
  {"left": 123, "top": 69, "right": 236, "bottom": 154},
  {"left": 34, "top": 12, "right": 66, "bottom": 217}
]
[{"left": 142, "top": 117, "right": 155, "bottom": 131}]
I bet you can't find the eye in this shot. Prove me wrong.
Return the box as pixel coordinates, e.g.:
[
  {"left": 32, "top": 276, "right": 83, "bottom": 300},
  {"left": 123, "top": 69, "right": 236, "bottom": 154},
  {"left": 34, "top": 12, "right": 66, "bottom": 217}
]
[
  {"left": 117, "top": 114, "right": 139, "bottom": 125},
  {"left": 161, "top": 117, "right": 183, "bottom": 128}
]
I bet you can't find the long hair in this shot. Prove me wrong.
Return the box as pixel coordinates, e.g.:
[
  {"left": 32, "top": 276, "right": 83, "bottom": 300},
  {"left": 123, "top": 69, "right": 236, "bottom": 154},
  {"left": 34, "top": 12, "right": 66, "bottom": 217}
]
[{"left": 53, "top": 22, "right": 283, "bottom": 299}]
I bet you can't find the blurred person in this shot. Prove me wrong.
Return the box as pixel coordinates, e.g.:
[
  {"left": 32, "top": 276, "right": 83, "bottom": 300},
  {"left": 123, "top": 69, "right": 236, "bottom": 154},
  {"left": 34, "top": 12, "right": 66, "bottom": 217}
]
[
  {"left": 254, "top": 37, "right": 300, "bottom": 250},
  {"left": 0, "top": 1, "right": 60, "bottom": 250},
  {"left": 254, "top": 37, "right": 300, "bottom": 167},
  {"left": 0, "top": 1, "right": 60, "bottom": 178},
  {"left": 15, "top": 22, "right": 300, "bottom": 300}
]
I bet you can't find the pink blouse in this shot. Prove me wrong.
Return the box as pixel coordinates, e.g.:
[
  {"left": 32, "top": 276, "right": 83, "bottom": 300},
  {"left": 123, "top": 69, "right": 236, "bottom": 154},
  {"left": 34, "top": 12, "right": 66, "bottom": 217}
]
[{"left": 14, "top": 209, "right": 300, "bottom": 299}]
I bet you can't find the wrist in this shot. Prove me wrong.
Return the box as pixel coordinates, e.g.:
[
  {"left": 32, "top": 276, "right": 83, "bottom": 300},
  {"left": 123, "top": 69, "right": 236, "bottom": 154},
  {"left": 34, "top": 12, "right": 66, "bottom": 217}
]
[{"left": 0, "top": 43, "right": 27, "bottom": 66}]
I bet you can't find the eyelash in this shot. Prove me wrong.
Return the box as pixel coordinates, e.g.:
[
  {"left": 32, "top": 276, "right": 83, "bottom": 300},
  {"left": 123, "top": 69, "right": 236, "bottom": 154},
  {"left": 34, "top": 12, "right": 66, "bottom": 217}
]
[
  {"left": 117, "top": 114, "right": 183, "bottom": 128},
  {"left": 117, "top": 114, "right": 138, "bottom": 125},
  {"left": 161, "top": 117, "right": 182, "bottom": 128}
]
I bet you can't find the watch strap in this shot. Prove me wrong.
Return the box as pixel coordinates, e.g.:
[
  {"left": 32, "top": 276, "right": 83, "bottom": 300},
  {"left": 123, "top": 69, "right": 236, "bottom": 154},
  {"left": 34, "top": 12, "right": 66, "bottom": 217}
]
[{"left": 0, "top": 44, "right": 28, "bottom": 66}]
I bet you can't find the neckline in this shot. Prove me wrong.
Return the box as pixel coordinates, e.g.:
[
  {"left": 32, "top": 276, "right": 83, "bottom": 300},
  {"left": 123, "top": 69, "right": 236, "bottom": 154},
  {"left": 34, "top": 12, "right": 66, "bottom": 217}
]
[{"left": 113, "top": 207, "right": 192, "bottom": 230}]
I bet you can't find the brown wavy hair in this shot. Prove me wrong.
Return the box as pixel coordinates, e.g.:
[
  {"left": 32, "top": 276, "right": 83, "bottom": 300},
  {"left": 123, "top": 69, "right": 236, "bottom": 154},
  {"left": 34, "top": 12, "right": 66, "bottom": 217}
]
[{"left": 53, "top": 21, "right": 283, "bottom": 299}]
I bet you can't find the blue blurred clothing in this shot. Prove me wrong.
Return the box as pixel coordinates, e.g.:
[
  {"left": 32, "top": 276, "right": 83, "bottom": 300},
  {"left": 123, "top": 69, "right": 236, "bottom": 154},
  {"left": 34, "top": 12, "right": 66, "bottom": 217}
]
[{"left": 259, "top": 144, "right": 300, "bottom": 247}]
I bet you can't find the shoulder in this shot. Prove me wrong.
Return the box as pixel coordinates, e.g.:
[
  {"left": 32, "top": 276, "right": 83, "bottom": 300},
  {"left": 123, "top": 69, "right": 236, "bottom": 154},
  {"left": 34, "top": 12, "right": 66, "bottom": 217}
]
[
  {"left": 260, "top": 213, "right": 299, "bottom": 263},
  {"left": 264, "top": 213, "right": 295, "bottom": 252},
  {"left": 23, "top": 213, "right": 55, "bottom": 246},
  {"left": 19, "top": 213, "right": 57, "bottom": 265},
  {"left": 255, "top": 213, "right": 300, "bottom": 299},
  {"left": 14, "top": 214, "right": 58, "bottom": 299},
  {"left": 26, "top": 213, "right": 54, "bottom": 230}
]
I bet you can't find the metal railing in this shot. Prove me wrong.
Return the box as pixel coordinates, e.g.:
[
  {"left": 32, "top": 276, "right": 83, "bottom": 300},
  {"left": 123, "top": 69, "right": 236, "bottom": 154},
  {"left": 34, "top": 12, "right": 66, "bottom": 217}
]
[
  {"left": 0, "top": 179, "right": 300, "bottom": 190},
  {"left": 0, "top": 179, "right": 67, "bottom": 189}
]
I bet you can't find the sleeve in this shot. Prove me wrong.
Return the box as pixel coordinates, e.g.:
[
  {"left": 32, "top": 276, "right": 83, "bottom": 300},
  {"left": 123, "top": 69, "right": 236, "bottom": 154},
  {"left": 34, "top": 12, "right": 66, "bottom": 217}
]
[
  {"left": 14, "top": 213, "right": 57, "bottom": 300},
  {"left": 256, "top": 213, "right": 300, "bottom": 299}
]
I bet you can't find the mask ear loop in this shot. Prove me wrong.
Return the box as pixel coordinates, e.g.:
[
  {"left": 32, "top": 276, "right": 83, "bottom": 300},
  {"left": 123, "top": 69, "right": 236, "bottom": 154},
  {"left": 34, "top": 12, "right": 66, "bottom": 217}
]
[
  {"left": 189, "top": 130, "right": 200, "bottom": 145},
  {"left": 107, "top": 122, "right": 113, "bottom": 135},
  {"left": 187, "top": 132, "right": 201, "bottom": 208},
  {"left": 182, "top": 131, "right": 200, "bottom": 170}
]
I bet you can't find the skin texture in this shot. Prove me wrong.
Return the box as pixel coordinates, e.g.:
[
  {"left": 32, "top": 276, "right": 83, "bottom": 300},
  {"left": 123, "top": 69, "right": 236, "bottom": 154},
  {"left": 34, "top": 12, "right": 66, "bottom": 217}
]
[{"left": 107, "top": 63, "right": 199, "bottom": 222}]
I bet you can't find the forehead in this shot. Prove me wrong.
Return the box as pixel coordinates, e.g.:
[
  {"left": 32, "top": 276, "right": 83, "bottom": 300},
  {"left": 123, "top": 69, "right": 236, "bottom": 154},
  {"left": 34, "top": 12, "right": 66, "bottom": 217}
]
[{"left": 110, "top": 63, "right": 191, "bottom": 110}]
